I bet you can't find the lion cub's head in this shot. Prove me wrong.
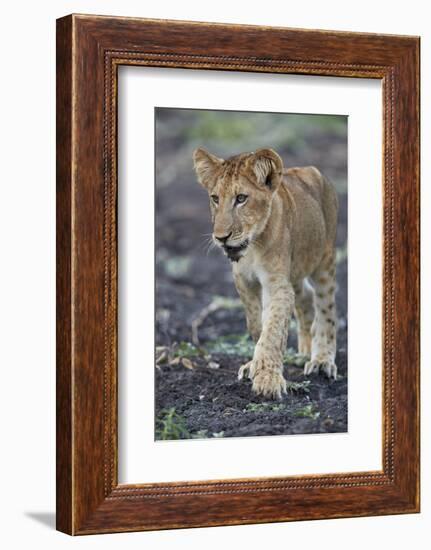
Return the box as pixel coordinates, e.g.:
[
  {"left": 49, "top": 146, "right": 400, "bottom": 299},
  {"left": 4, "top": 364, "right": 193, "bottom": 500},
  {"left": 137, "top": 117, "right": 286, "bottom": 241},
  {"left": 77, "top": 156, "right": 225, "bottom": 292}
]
[{"left": 193, "top": 148, "right": 284, "bottom": 262}]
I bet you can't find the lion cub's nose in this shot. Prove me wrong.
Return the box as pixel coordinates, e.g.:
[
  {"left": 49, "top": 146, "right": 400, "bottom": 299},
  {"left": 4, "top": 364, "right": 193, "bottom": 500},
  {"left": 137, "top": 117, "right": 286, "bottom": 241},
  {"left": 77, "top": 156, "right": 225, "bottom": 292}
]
[{"left": 214, "top": 232, "right": 232, "bottom": 244}]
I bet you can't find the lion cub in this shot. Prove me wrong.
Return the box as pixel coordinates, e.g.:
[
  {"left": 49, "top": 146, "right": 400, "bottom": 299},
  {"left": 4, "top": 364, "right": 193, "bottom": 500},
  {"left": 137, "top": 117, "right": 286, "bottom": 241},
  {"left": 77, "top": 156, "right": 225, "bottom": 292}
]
[{"left": 193, "top": 148, "right": 339, "bottom": 399}]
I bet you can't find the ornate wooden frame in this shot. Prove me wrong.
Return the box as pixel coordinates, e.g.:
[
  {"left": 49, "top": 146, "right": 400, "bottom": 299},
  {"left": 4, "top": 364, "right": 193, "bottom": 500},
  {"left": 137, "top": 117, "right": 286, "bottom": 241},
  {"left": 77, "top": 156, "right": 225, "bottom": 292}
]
[{"left": 56, "top": 14, "right": 420, "bottom": 535}]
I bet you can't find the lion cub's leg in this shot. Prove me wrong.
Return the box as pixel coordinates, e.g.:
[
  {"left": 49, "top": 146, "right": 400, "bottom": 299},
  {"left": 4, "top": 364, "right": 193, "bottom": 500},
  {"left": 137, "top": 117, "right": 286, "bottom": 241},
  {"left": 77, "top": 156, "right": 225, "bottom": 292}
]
[
  {"left": 304, "top": 252, "right": 338, "bottom": 379},
  {"left": 233, "top": 272, "right": 262, "bottom": 343},
  {"left": 238, "top": 274, "right": 295, "bottom": 399},
  {"left": 294, "top": 279, "right": 315, "bottom": 357}
]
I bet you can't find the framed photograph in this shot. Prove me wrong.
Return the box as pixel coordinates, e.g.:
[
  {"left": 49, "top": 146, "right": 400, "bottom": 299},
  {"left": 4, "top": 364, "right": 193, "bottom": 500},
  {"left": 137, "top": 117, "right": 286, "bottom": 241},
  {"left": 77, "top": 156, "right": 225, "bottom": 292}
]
[{"left": 56, "top": 14, "right": 420, "bottom": 535}]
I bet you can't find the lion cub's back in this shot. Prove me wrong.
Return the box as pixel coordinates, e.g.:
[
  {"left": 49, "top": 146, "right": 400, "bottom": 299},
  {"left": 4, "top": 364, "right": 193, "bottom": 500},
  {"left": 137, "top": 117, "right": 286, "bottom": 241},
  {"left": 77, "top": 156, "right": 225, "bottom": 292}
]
[{"left": 283, "top": 166, "right": 339, "bottom": 246}]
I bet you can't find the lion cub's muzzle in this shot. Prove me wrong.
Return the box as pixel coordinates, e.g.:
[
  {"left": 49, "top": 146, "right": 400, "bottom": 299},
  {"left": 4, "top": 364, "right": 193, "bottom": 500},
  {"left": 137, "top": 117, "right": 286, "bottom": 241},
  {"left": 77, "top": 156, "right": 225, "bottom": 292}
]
[{"left": 222, "top": 239, "right": 249, "bottom": 262}]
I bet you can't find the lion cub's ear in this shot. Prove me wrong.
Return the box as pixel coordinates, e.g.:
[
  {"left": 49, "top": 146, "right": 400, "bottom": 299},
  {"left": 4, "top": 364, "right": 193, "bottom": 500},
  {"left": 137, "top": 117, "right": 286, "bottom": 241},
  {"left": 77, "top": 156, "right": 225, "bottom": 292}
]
[
  {"left": 193, "top": 148, "right": 224, "bottom": 189},
  {"left": 249, "top": 148, "right": 284, "bottom": 191}
]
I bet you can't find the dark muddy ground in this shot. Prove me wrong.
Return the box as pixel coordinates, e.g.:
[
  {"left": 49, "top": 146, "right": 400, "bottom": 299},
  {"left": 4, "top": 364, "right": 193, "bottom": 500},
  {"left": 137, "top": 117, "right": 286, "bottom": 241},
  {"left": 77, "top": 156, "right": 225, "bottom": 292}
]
[{"left": 154, "top": 109, "right": 348, "bottom": 440}]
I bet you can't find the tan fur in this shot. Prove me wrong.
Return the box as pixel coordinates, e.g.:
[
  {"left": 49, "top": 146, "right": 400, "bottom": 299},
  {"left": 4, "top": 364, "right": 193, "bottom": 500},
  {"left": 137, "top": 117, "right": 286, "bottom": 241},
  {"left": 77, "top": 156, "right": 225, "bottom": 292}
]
[{"left": 193, "top": 147, "right": 339, "bottom": 399}]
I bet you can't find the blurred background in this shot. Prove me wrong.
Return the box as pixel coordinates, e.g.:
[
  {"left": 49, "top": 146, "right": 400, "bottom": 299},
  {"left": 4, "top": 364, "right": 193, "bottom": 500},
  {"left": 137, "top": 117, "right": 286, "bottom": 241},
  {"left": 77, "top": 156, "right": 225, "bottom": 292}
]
[{"left": 155, "top": 108, "right": 348, "bottom": 440}]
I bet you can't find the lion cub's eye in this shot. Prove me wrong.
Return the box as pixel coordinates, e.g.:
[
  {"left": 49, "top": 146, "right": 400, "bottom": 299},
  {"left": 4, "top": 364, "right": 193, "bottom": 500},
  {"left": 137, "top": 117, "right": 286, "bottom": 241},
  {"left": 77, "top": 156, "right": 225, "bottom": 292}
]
[
  {"left": 210, "top": 195, "right": 219, "bottom": 205},
  {"left": 236, "top": 194, "right": 248, "bottom": 204}
]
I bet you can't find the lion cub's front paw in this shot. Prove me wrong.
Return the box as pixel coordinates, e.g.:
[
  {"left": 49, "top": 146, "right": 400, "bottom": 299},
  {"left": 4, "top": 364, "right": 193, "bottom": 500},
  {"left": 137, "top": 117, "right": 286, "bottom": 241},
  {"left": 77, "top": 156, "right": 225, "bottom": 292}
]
[
  {"left": 253, "top": 369, "right": 287, "bottom": 400},
  {"left": 238, "top": 357, "right": 286, "bottom": 399},
  {"left": 304, "top": 359, "right": 337, "bottom": 380}
]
